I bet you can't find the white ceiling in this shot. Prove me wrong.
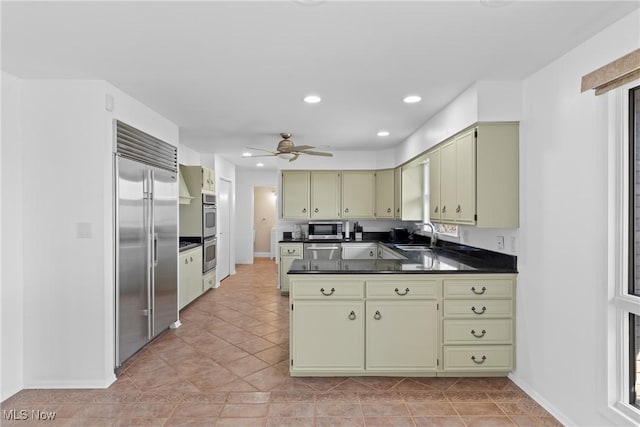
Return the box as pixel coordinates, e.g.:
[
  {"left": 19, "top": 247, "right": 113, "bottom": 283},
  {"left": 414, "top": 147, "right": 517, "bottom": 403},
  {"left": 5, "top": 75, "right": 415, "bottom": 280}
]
[{"left": 2, "top": 1, "right": 638, "bottom": 169}]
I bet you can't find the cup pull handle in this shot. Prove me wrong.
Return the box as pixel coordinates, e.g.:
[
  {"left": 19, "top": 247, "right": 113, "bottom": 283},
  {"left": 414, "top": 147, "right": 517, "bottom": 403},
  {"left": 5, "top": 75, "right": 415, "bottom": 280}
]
[
  {"left": 471, "top": 329, "right": 486, "bottom": 338},
  {"left": 471, "top": 355, "right": 487, "bottom": 364},
  {"left": 471, "top": 286, "right": 487, "bottom": 295},
  {"left": 395, "top": 287, "right": 410, "bottom": 296},
  {"left": 471, "top": 306, "right": 486, "bottom": 315},
  {"left": 320, "top": 287, "right": 335, "bottom": 296}
]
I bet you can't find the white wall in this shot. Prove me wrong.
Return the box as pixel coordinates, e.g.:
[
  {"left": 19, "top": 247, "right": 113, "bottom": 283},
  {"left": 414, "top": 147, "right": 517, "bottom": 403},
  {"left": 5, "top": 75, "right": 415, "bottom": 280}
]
[
  {"left": 511, "top": 9, "right": 639, "bottom": 426},
  {"left": 179, "top": 143, "right": 201, "bottom": 166},
  {"left": 7, "top": 77, "right": 179, "bottom": 392},
  {"left": 236, "top": 170, "right": 279, "bottom": 264},
  {"left": 396, "top": 81, "right": 522, "bottom": 165},
  {"left": 1, "top": 71, "right": 24, "bottom": 400}
]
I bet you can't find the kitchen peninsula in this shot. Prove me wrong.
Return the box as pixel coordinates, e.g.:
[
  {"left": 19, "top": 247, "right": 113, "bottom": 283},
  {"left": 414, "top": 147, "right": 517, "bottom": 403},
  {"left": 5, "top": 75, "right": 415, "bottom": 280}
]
[{"left": 287, "top": 242, "right": 517, "bottom": 378}]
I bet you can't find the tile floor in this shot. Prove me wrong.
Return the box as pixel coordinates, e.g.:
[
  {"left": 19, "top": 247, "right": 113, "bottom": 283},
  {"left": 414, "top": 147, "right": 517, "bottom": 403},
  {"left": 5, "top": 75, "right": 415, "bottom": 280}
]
[{"left": 1, "top": 258, "right": 562, "bottom": 426}]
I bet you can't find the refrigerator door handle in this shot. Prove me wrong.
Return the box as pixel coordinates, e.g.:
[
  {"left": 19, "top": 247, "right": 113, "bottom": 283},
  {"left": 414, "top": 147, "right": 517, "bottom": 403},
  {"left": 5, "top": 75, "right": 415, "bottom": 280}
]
[{"left": 153, "top": 233, "right": 159, "bottom": 266}]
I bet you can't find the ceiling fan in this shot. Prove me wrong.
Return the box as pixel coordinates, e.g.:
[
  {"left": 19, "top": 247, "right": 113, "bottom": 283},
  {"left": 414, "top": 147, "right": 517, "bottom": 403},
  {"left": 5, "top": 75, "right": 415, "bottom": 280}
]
[{"left": 247, "top": 133, "right": 333, "bottom": 162}]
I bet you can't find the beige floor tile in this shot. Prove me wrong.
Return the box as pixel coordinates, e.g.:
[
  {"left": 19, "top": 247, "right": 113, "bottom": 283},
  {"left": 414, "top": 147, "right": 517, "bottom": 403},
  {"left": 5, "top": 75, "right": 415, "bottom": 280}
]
[{"left": 0, "top": 259, "right": 560, "bottom": 427}]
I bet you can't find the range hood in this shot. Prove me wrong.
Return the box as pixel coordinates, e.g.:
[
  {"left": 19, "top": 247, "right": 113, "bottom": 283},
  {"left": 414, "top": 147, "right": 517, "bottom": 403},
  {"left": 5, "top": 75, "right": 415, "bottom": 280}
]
[{"left": 179, "top": 167, "right": 194, "bottom": 204}]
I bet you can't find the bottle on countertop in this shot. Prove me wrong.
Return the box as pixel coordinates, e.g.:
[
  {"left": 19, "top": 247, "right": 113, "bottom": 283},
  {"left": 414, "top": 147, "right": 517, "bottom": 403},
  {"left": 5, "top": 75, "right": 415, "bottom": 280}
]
[{"left": 344, "top": 220, "right": 350, "bottom": 240}]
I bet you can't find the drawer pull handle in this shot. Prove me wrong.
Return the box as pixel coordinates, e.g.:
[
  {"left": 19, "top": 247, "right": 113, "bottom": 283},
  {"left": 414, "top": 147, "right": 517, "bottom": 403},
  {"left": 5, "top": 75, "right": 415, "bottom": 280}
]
[
  {"left": 387, "top": 208, "right": 392, "bottom": 213},
  {"left": 471, "top": 306, "right": 486, "bottom": 315},
  {"left": 345, "top": 208, "right": 350, "bottom": 213},
  {"left": 456, "top": 204, "right": 461, "bottom": 213},
  {"left": 302, "top": 208, "right": 307, "bottom": 213},
  {"left": 287, "top": 249, "right": 295, "bottom": 254},
  {"left": 471, "top": 355, "right": 487, "bottom": 364},
  {"left": 374, "top": 310, "right": 382, "bottom": 320},
  {"left": 395, "top": 287, "right": 410, "bottom": 296},
  {"left": 320, "top": 287, "right": 335, "bottom": 296},
  {"left": 349, "top": 311, "right": 356, "bottom": 320},
  {"left": 471, "top": 286, "right": 487, "bottom": 295},
  {"left": 471, "top": 329, "right": 486, "bottom": 338},
  {"left": 314, "top": 208, "right": 319, "bottom": 213}
]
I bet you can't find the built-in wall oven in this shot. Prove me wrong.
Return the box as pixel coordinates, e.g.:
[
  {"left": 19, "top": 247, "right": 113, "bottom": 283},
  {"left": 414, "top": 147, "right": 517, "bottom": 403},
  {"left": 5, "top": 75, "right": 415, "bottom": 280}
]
[
  {"left": 203, "top": 237, "right": 217, "bottom": 273},
  {"left": 202, "top": 194, "right": 216, "bottom": 239}
]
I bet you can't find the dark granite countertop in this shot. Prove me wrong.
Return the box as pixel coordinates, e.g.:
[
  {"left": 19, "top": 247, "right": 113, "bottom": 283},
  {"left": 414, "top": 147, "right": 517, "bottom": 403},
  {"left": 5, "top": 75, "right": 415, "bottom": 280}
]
[
  {"left": 179, "top": 237, "right": 202, "bottom": 253},
  {"left": 287, "top": 240, "right": 517, "bottom": 275}
]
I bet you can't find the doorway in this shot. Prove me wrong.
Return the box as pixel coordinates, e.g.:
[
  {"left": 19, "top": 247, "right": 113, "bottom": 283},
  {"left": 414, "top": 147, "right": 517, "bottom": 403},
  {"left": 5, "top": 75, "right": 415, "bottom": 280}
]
[
  {"left": 253, "top": 187, "right": 276, "bottom": 259},
  {"left": 218, "top": 178, "right": 232, "bottom": 281}
]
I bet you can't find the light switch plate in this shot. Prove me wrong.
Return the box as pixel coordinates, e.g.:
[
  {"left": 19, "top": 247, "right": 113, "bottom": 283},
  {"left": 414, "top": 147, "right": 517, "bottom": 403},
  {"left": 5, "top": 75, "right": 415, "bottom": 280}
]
[{"left": 496, "top": 235, "right": 505, "bottom": 250}]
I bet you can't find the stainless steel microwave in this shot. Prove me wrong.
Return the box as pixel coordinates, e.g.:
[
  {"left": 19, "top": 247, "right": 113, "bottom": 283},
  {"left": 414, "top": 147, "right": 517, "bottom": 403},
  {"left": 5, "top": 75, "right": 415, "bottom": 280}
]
[{"left": 308, "top": 221, "right": 343, "bottom": 240}]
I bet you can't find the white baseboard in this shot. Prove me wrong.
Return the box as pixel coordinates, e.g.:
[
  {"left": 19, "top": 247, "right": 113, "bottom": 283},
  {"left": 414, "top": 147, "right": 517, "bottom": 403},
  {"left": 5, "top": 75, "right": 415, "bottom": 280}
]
[
  {"left": 254, "top": 252, "right": 271, "bottom": 258},
  {"left": 508, "top": 373, "right": 573, "bottom": 426},
  {"left": 24, "top": 373, "right": 117, "bottom": 390}
]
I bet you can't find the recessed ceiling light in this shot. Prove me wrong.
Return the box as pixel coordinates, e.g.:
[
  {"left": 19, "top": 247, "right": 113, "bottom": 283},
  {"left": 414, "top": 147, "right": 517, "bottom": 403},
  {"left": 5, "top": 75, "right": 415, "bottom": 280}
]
[
  {"left": 403, "top": 95, "right": 422, "bottom": 104},
  {"left": 377, "top": 130, "right": 390, "bottom": 137},
  {"left": 256, "top": 163, "right": 264, "bottom": 167},
  {"left": 242, "top": 152, "right": 252, "bottom": 157},
  {"left": 304, "top": 95, "right": 322, "bottom": 104}
]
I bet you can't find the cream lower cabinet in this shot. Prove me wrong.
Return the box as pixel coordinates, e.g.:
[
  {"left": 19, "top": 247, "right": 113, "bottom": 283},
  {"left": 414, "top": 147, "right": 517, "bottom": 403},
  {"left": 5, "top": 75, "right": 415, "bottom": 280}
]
[
  {"left": 366, "top": 279, "right": 439, "bottom": 372},
  {"left": 278, "top": 243, "right": 303, "bottom": 295},
  {"left": 179, "top": 246, "right": 203, "bottom": 310},
  {"left": 442, "top": 276, "right": 516, "bottom": 374},
  {"left": 290, "top": 274, "right": 516, "bottom": 376},
  {"left": 291, "top": 300, "right": 365, "bottom": 372}
]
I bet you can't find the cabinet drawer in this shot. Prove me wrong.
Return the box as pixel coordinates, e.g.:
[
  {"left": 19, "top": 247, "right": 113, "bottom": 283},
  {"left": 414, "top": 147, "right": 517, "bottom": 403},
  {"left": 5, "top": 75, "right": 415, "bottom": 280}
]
[
  {"left": 280, "top": 244, "right": 303, "bottom": 256},
  {"left": 291, "top": 279, "right": 364, "bottom": 299},
  {"left": 443, "top": 345, "right": 513, "bottom": 371},
  {"left": 203, "top": 269, "right": 216, "bottom": 291},
  {"left": 444, "top": 299, "right": 512, "bottom": 318},
  {"left": 444, "top": 278, "right": 513, "bottom": 299},
  {"left": 366, "top": 280, "right": 439, "bottom": 299},
  {"left": 443, "top": 319, "right": 513, "bottom": 345}
]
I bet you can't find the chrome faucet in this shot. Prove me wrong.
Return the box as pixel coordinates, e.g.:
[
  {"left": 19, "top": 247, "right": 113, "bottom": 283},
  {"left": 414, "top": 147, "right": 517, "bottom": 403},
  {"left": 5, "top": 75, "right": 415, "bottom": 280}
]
[{"left": 422, "top": 222, "right": 438, "bottom": 248}]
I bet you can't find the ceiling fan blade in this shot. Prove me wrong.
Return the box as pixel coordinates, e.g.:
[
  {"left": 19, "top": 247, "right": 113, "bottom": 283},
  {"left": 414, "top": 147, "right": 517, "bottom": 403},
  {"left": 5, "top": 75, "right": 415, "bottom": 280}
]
[
  {"left": 243, "top": 154, "right": 277, "bottom": 158},
  {"left": 288, "top": 153, "right": 300, "bottom": 162},
  {"left": 291, "top": 145, "right": 315, "bottom": 151},
  {"left": 301, "top": 151, "right": 333, "bottom": 157},
  {"left": 247, "top": 146, "right": 277, "bottom": 154}
]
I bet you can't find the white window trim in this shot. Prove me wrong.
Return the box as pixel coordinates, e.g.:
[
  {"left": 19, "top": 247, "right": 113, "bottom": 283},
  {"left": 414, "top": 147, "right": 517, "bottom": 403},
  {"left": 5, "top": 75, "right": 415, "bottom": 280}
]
[{"left": 606, "top": 79, "right": 640, "bottom": 425}]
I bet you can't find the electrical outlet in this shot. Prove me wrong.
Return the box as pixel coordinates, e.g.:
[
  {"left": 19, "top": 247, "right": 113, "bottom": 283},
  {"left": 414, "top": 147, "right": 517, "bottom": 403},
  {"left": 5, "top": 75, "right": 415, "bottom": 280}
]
[
  {"left": 510, "top": 236, "right": 517, "bottom": 253},
  {"left": 496, "top": 236, "right": 505, "bottom": 250}
]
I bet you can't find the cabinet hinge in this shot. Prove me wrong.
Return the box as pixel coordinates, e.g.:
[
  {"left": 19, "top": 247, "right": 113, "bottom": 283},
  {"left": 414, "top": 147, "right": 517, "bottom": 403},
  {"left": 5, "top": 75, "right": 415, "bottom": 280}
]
[
  {"left": 291, "top": 304, "right": 294, "bottom": 311},
  {"left": 437, "top": 358, "right": 439, "bottom": 366},
  {"left": 474, "top": 214, "right": 477, "bottom": 221},
  {"left": 291, "top": 359, "right": 293, "bottom": 366},
  {"left": 474, "top": 128, "right": 478, "bottom": 138},
  {"left": 437, "top": 303, "right": 439, "bottom": 310}
]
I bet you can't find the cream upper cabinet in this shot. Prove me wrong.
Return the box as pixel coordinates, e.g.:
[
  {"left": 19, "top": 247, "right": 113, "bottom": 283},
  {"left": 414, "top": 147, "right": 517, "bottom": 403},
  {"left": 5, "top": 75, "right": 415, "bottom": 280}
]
[
  {"left": 311, "top": 171, "right": 341, "bottom": 219},
  {"left": 401, "top": 163, "right": 423, "bottom": 221},
  {"left": 475, "top": 123, "right": 519, "bottom": 228},
  {"left": 455, "top": 129, "right": 476, "bottom": 224},
  {"left": 437, "top": 123, "right": 518, "bottom": 227},
  {"left": 394, "top": 167, "right": 402, "bottom": 219},
  {"left": 440, "top": 139, "right": 457, "bottom": 222},
  {"left": 202, "top": 167, "right": 215, "bottom": 194},
  {"left": 282, "top": 171, "right": 310, "bottom": 219},
  {"left": 439, "top": 128, "right": 477, "bottom": 225},
  {"left": 426, "top": 149, "right": 441, "bottom": 222},
  {"left": 375, "top": 169, "right": 395, "bottom": 218},
  {"left": 342, "top": 171, "right": 376, "bottom": 219}
]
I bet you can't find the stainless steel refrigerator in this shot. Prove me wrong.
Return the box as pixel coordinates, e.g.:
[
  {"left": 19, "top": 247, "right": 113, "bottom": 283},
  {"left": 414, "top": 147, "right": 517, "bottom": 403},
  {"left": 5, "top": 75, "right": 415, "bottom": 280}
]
[{"left": 114, "top": 120, "right": 178, "bottom": 367}]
